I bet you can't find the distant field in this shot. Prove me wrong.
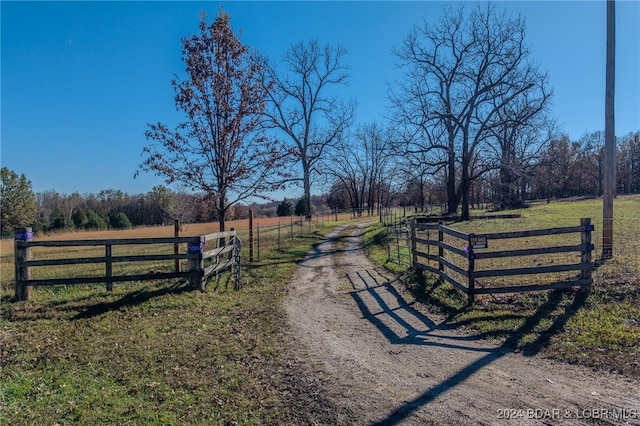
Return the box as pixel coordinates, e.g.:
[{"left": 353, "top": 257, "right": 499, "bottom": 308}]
[
  {"left": 1, "top": 210, "right": 348, "bottom": 246},
  {"left": 0, "top": 211, "right": 354, "bottom": 296},
  {"left": 462, "top": 194, "right": 640, "bottom": 258},
  {"left": 453, "top": 194, "right": 640, "bottom": 291}
]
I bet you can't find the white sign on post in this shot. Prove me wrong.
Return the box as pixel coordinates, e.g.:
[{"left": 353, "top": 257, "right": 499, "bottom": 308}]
[{"left": 470, "top": 235, "right": 488, "bottom": 249}]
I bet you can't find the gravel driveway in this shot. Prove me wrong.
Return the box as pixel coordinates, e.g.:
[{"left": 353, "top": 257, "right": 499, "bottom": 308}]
[{"left": 282, "top": 223, "right": 640, "bottom": 425}]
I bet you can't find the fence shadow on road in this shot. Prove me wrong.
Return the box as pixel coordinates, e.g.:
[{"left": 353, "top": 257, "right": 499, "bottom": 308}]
[
  {"left": 347, "top": 269, "right": 496, "bottom": 352},
  {"left": 346, "top": 267, "right": 588, "bottom": 426}
]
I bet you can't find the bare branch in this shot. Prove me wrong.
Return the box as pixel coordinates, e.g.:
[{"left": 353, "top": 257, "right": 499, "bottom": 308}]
[{"left": 138, "top": 9, "right": 287, "bottom": 231}]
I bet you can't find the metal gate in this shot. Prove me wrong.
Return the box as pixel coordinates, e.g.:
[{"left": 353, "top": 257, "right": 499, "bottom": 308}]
[{"left": 387, "top": 225, "right": 411, "bottom": 267}]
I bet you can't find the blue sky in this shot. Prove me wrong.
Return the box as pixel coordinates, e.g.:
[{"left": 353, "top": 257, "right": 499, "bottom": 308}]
[{"left": 2, "top": 1, "right": 639, "bottom": 197}]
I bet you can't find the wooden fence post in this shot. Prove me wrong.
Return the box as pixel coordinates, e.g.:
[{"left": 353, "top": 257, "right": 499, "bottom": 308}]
[
  {"left": 233, "top": 229, "right": 242, "bottom": 290},
  {"left": 580, "top": 218, "right": 593, "bottom": 292},
  {"left": 14, "top": 227, "right": 33, "bottom": 301},
  {"left": 105, "top": 244, "right": 113, "bottom": 291},
  {"left": 248, "top": 209, "right": 254, "bottom": 262},
  {"left": 395, "top": 228, "right": 401, "bottom": 264},
  {"left": 438, "top": 222, "right": 444, "bottom": 283},
  {"left": 187, "top": 238, "right": 204, "bottom": 291},
  {"left": 467, "top": 234, "right": 476, "bottom": 306},
  {"left": 174, "top": 219, "right": 180, "bottom": 272}
]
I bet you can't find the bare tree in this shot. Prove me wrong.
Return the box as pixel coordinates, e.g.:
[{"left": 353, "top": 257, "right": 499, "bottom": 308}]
[
  {"left": 578, "top": 131, "right": 606, "bottom": 196},
  {"left": 617, "top": 132, "right": 640, "bottom": 194},
  {"left": 359, "top": 122, "right": 396, "bottom": 215},
  {"left": 138, "top": 10, "right": 285, "bottom": 232},
  {"left": 392, "top": 3, "right": 550, "bottom": 219},
  {"left": 326, "top": 180, "right": 351, "bottom": 211},
  {"left": 323, "top": 136, "right": 366, "bottom": 216},
  {"left": 264, "top": 39, "right": 355, "bottom": 219},
  {"left": 390, "top": 123, "right": 445, "bottom": 212},
  {"left": 323, "top": 122, "right": 394, "bottom": 216},
  {"left": 487, "top": 104, "right": 554, "bottom": 209}
]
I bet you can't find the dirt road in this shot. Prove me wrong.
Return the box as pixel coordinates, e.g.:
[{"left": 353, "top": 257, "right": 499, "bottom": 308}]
[{"left": 282, "top": 223, "right": 640, "bottom": 425}]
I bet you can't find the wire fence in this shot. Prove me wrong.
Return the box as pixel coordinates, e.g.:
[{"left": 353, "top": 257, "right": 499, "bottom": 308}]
[
  {"left": 248, "top": 209, "right": 380, "bottom": 262},
  {"left": 590, "top": 216, "right": 640, "bottom": 285},
  {"left": 252, "top": 217, "right": 311, "bottom": 261}
]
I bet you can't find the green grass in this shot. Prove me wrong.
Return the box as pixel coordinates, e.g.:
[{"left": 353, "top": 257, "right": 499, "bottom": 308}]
[
  {"left": 0, "top": 217, "right": 357, "bottom": 425},
  {"left": 2, "top": 280, "right": 285, "bottom": 424},
  {"left": 366, "top": 195, "right": 640, "bottom": 379},
  {"left": 2, "top": 196, "right": 638, "bottom": 424}
]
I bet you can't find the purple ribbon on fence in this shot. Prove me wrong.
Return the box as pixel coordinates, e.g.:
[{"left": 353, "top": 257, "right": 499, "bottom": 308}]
[
  {"left": 14, "top": 231, "right": 34, "bottom": 241},
  {"left": 187, "top": 236, "right": 207, "bottom": 253}
]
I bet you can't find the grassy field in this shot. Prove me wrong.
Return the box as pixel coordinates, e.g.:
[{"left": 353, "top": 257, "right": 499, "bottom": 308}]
[
  {"left": 1, "top": 198, "right": 638, "bottom": 424},
  {"left": 0, "top": 212, "right": 350, "bottom": 292},
  {"left": 365, "top": 194, "right": 640, "bottom": 379},
  {"left": 0, "top": 214, "right": 356, "bottom": 425}
]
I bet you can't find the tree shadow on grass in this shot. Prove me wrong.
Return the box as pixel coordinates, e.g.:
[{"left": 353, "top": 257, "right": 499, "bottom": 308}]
[
  {"left": 206, "top": 271, "right": 236, "bottom": 292},
  {"left": 347, "top": 267, "right": 590, "bottom": 425},
  {"left": 512, "top": 289, "right": 589, "bottom": 356},
  {"left": 2, "top": 280, "right": 194, "bottom": 322},
  {"left": 71, "top": 281, "right": 192, "bottom": 320}
]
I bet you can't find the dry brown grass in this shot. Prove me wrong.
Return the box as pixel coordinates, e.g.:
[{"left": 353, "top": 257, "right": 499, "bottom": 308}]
[
  {"left": 1, "top": 216, "right": 286, "bottom": 255},
  {"left": 0, "top": 212, "right": 357, "bottom": 293}
]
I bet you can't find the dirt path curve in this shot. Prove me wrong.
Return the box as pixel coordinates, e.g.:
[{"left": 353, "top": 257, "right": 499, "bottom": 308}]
[{"left": 283, "top": 223, "right": 640, "bottom": 425}]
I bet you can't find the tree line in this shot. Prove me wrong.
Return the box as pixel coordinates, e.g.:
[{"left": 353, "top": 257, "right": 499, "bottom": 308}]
[
  {"left": 0, "top": 172, "right": 333, "bottom": 237},
  {"left": 321, "top": 130, "right": 640, "bottom": 213},
  {"left": 137, "top": 4, "right": 637, "bottom": 228},
  {"left": 0, "top": 181, "right": 210, "bottom": 235},
  {"left": 3, "top": 4, "right": 638, "bottom": 236},
  {"left": 2, "top": 127, "right": 637, "bottom": 238}
]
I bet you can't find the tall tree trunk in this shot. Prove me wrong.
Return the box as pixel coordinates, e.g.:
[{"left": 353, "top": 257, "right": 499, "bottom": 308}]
[
  {"left": 303, "top": 162, "right": 312, "bottom": 221},
  {"left": 218, "top": 193, "right": 226, "bottom": 233},
  {"left": 461, "top": 149, "right": 471, "bottom": 221},
  {"left": 447, "top": 137, "right": 458, "bottom": 215},
  {"left": 499, "top": 148, "right": 523, "bottom": 209}
]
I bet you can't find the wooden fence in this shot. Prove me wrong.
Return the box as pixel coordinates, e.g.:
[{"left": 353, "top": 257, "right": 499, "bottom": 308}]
[
  {"left": 406, "top": 218, "right": 594, "bottom": 305},
  {"left": 13, "top": 227, "right": 241, "bottom": 301}
]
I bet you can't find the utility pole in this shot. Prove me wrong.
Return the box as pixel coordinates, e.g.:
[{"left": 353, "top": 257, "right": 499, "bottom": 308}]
[{"left": 602, "top": 0, "right": 616, "bottom": 259}]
